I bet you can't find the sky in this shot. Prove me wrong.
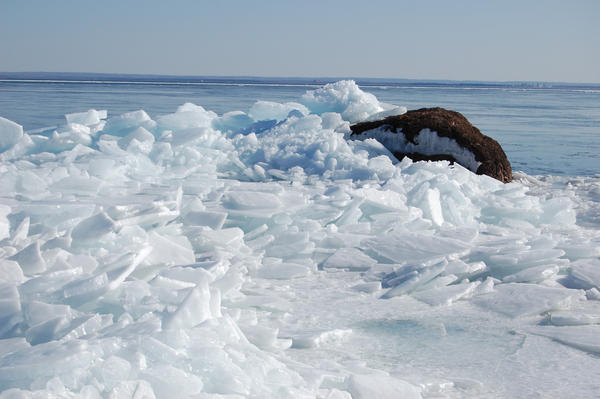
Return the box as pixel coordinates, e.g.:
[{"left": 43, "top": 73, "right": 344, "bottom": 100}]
[{"left": 1, "top": 0, "right": 599, "bottom": 83}]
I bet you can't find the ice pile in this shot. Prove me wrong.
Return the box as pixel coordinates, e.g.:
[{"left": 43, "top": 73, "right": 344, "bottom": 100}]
[{"left": 0, "top": 81, "right": 599, "bottom": 398}]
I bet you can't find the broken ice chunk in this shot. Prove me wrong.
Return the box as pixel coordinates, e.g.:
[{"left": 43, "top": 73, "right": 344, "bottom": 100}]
[
  {"left": 549, "top": 311, "right": 600, "bottom": 326},
  {"left": 472, "top": 283, "right": 585, "bottom": 318},
  {"left": 183, "top": 210, "right": 227, "bottom": 230},
  {"left": 0, "top": 204, "right": 10, "bottom": 240},
  {"left": 443, "top": 260, "right": 486, "bottom": 279},
  {"left": 381, "top": 260, "right": 447, "bottom": 299},
  {"left": 265, "top": 231, "right": 314, "bottom": 258},
  {"left": 0, "top": 260, "right": 25, "bottom": 283},
  {"left": 191, "top": 228, "right": 244, "bottom": 252},
  {"left": 290, "top": 328, "right": 352, "bottom": 349},
  {"left": 117, "top": 126, "right": 155, "bottom": 150},
  {"left": 502, "top": 264, "right": 560, "bottom": 284},
  {"left": 526, "top": 325, "right": 600, "bottom": 355},
  {"left": 10, "top": 216, "right": 29, "bottom": 244},
  {"left": 145, "top": 231, "right": 195, "bottom": 266},
  {"left": 104, "top": 110, "right": 155, "bottom": 136},
  {"left": 222, "top": 191, "right": 282, "bottom": 216},
  {"left": 362, "top": 231, "right": 470, "bottom": 265},
  {"left": 0, "top": 116, "right": 24, "bottom": 153},
  {"left": 322, "top": 248, "right": 377, "bottom": 271},
  {"left": 71, "top": 212, "right": 116, "bottom": 243},
  {"left": 62, "top": 273, "right": 110, "bottom": 307},
  {"left": 351, "top": 281, "right": 382, "bottom": 294},
  {"left": 256, "top": 262, "right": 311, "bottom": 280},
  {"left": 140, "top": 365, "right": 204, "bottom": 398},
  {"left": 109, "top": 380, "right": 157, "bottom": 399},
  {"left": 214, "top": 110, "right": 254, "bottom": 132},
  {"left": 568, "top": 258, "right": 600, "bottom": 290},
  {"left": 241, "top": 324, "right": 292, "bottom": 351},
  {"left": 248, "top": 100, "right": 308, "bottom": 122},
  {"left": 22, "top": 301, "right": 73, "bottom": 327},
  {"left": 9, "top": 241, "right": 47, "bottom": 275},
  {"left": 412, "top": 281, "right": 481, "bottom": 306},
  {"left": 163, "top": 282, "right": 213, "bottom": 330},
  {"left": 0, "top": 283, "right": 22, "bottom": 337},
  {"left": 157, "top": 102, "right": 217, "bottom": 130},
  {"left": 347, "top": 373, "right": 422, "bottom": 399},
  {"left": 64, "top": 109, "right": 107, "bottom": 126}
]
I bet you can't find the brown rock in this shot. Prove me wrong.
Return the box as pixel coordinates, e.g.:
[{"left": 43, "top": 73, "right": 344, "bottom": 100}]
[{"left": 350, "top": 107, "right": 512, "bottom": 182}]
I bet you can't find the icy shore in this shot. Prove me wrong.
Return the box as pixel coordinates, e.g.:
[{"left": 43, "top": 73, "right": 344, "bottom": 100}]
[{"left": 1, "top": 81, "right": 599, "bottom": 398}]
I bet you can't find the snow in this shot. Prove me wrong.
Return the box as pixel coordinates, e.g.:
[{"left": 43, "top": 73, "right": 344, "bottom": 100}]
[{"left": 1, "top": 80, "right": 600, "bottom": 398}]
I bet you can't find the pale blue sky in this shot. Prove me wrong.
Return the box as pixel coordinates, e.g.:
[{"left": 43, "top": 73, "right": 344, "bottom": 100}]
[{"left": 1, "top": 0, "right": 598, "bottom": 82}]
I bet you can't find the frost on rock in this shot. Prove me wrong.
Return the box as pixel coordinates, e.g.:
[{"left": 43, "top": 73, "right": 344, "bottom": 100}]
[{"left": 0, "top": 82, "right": 599, "bottom": 398}]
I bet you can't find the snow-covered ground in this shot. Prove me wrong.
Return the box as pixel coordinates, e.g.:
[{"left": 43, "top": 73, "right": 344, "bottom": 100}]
[{"left": 1, "top": 81, "right": 599, "bottom": 398}]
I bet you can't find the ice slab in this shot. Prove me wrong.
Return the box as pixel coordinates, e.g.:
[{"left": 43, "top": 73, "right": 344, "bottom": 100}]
[
  {"left": 163, "top": 283, "right": 214, "bottom": 330},
  {"left": 0, "top": 204, "right": 10, "bottom": 241},
  {"left": 502, "top": 264, "right": 559, "bottom": 284},
  {"left": 568, "top": 258, "right": 600, "bottom": 290},
  {"left": 381, "top": 260, "right": 447, "bottom": 299},
  {"left": 322, "top": 247, "right": 377, "bottom": 271},
  {"left": 157, "top": 102, "right": 217, "bottom": 131},
  {"left": 549, "top": 310, "right": 600, "bottom": 326},
  {"left": 290, "top": 328, "right": 352, "bottom": 349},
  {"left": 0, "top": 117, "right": 24, "bottom": 153},
  {"left": 300, "top": 81, "right": 387, "bottom": 123},
  {"left": 0, "top": 283, "right": 22, "bottom": 337},
  {"left": 222, "top": 191, "right": 282, "bottom": 213},
  {"left": 256, "top": 262, "right": 311, "bottom": 280},
  {"left": 140, "top": 365, "right": 204, "bottom": 398},
  {"left": 241, "top": 324, "right": 292, "bottom": 351},
  {"left": 145, "top": 231, "right": 195, "bottom": 266},
  {"left": 362, "top": 231, "right": 471, "bottom": 265},
  {"left": 118, "top": 126, "right": 155, "bottom": 150},
  {"left": 351, "top": 282, "right": 382, "bottom": 294},
  {"left": 347, "top": 373, "right": 422, "bottom": 399},
  {"left": 183, "top": 210, "right": 227, "bottom": 230},
  {"left": 64, "top": 109, "right": 107, "bottom": 126},
  {"left": 71, "top": 212, "right": 116, "bottom": 243},
  {"left": 526, "top": 325, "right": 600, "bottom": 355},
  {"left": 8, "top": 242, "right": 47, "bottom": 275},
  {"left": 248, "top": 101, "right": 308, "bottom": 122},
  {"left": 412, "top": 281, "right": 480, "bottom": 306},
  {"left": 473, "top": 283, "right": 585, "bottom": 318},
  {"left": 108, "top": 380, "right": 156, "bottom": 399},
  {"left": 0, "top": 260, "right": 25, "bottom": 283}
]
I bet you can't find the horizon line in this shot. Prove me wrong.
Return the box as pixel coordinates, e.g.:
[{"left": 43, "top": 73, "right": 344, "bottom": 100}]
[{"left": 2, "top": 71, "right": 600, "bottom": 87}]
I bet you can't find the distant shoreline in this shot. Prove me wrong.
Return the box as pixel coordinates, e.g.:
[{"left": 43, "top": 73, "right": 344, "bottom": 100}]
[{"left": 1, "top": 72, "right": 599, "bottom": 91}]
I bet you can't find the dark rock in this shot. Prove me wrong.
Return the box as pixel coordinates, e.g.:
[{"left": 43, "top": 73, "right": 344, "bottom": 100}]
[{"left": 350, "top": 107, "right": 513, "bottom": 183}]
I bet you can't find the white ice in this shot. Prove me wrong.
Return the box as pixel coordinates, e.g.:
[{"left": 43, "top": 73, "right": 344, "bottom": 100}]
[{"left": 1, "top": 80, "right": 599, "bottom": 398}]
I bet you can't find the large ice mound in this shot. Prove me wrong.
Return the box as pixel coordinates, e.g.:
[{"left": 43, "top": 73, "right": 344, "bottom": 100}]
[{"left": 0, "top": 81, "right": 599, "bottom": 398}]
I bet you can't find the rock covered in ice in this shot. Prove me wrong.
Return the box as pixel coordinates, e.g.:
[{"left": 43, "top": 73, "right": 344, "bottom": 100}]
[{"left": 350, "top": 108, "right": 513, "bottom": 182}]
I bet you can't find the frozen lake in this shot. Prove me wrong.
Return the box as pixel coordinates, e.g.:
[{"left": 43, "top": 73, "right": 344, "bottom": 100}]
[{"left": 0, "top": 76, "right": 599, "bottom": 398}]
